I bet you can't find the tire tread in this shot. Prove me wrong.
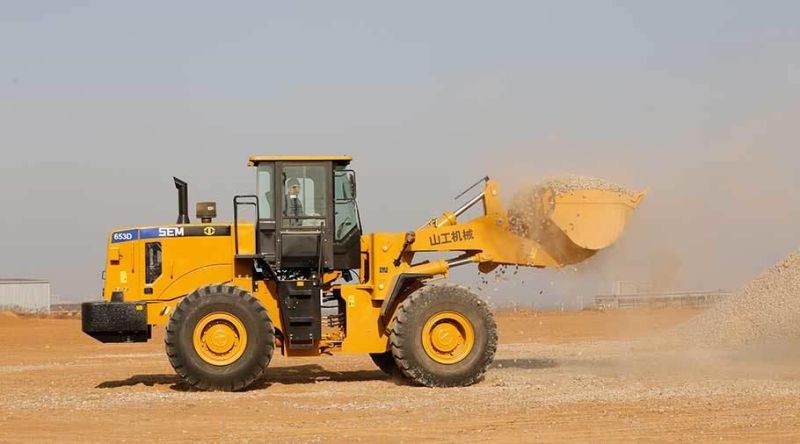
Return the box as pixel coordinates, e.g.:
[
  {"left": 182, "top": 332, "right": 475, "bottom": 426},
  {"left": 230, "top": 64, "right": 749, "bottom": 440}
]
[{"left": 165, "top": 285, "right": 274, "bottom": 392}]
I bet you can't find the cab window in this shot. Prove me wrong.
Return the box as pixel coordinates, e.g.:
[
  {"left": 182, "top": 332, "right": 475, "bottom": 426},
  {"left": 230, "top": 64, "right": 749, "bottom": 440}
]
[
  {"left": 257, "top": 163, "right": 274, "bottom": 219},
  {"left": 282, "top": 165, "right": 326, "bottom": 227},
  {"left": 334, "top": 169, "right": 359, "bottom": 240}
]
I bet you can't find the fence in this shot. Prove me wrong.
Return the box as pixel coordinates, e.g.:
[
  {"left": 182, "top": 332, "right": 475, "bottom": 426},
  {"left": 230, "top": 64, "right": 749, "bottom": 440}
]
[{"left": 593, "top": 290, "right": 730, "bottom": 310}]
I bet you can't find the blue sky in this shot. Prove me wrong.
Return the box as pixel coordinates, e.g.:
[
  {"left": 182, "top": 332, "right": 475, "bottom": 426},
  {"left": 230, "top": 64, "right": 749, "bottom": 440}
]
[{"left": 1, "top": 1, "right": 799, "bottom": 306}]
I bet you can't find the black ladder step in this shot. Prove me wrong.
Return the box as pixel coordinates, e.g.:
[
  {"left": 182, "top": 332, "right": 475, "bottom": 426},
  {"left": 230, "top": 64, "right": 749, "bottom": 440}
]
[
  {"left": 288, "top": 316, "right": 314, "bottom": 326},
  {"left": 288, "top": 336, "right": 315, "bottom": 349}
]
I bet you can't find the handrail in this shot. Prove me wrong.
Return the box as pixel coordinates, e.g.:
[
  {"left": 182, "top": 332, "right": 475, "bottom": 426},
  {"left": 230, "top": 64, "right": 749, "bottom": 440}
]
[{"left": 233, "top": 195, "right": 260, "bottom": 256}]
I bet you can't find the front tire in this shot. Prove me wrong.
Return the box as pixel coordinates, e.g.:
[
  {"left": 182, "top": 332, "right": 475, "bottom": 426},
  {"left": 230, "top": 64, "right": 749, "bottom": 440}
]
[
  {"left": 165, "top": 285, "right": 275, "bottom": 392},
  {"left": 389, "top": 285, "right": 497, "bottom": 387}
]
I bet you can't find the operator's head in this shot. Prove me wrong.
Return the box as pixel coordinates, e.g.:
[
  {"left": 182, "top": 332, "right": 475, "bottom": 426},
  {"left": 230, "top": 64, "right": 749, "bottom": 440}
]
[{"left": 287, "top": 178, "right": 301, "bottom": 196}]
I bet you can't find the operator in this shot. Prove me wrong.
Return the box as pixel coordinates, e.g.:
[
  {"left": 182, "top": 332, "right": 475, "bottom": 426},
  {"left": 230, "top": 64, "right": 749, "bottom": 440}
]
[{"left": 284, "top": 178, "right": 305, "bottom": 226}]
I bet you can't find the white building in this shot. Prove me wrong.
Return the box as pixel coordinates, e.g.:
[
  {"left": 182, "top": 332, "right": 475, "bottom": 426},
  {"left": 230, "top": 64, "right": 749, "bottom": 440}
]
[{"left": 0, "top": 279, "right": 51, "bottom": 313}]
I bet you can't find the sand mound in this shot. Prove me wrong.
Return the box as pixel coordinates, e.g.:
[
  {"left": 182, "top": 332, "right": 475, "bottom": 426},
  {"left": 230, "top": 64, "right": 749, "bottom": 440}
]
[
  {"left": 671, "top": 250, "right": 800, "bottom": 347},
  {"left": 0, "top": 311, "right": 21, "bottom": 321}
]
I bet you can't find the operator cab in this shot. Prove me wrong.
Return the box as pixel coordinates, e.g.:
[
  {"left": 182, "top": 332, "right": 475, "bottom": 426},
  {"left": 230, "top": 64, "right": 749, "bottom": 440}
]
[{"left": 236, "top": 156, "right": 362, "bottom": 275}]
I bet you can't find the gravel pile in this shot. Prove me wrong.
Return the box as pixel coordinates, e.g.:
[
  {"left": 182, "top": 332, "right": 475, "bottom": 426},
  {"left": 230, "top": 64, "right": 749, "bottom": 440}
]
[
  {"left": 534, "top": 176, "right": 629, "bottom": 195},
  {"left": 671, "top": 250, "right": 800, "bottom": 347}
]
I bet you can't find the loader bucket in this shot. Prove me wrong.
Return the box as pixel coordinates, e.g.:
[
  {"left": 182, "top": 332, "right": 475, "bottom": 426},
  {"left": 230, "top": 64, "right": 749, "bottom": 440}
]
[
  {"left": 547, "top": 189, "right": 646, "bottom": 250},
  {"left": 507, "top": 179, "right": 646, "bottom": 267}
]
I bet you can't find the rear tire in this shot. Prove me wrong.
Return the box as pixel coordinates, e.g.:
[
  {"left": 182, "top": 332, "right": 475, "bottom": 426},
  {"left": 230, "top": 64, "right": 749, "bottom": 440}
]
[
  {"left": 369, "top": 351, "right": 399, "bottom": 376},
  {"left": 165, "top": 285, "right": 275, "bottom": 392},
  {"left": 390, "top": 285, "right": 497, "bottom": 387}
]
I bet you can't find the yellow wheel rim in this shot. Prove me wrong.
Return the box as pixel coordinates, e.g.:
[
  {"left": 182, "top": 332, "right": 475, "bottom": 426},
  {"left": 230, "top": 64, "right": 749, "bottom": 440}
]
[
  {"left": 421, "top": 311, "right": 475, "bottom": 365},
  {"left": 193, "top": 312, "right": 248, "bottom": 366}
]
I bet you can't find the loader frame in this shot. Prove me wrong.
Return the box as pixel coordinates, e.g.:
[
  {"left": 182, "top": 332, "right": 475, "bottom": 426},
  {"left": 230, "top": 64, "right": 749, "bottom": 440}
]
[{"left": 82, "top": 155, "right": 644, "bottom": 390}]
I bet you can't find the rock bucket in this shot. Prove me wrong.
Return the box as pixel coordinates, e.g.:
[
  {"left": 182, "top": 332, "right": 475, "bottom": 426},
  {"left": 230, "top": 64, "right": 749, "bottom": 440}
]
[{"left": 507, "top": 176, "right": 645, "bottom": 266}]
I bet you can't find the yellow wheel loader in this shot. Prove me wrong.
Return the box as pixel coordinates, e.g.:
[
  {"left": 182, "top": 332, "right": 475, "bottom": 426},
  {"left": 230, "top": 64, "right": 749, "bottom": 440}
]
[{"left": 82, "top": 156, "right": 644, "bottom": 391}]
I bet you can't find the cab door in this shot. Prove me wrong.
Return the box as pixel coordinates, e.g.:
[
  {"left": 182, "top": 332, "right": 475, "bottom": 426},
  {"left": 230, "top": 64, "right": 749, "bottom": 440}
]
[
  {"left": 333, "top": 169, "right": 361, "bottom": 270},
  {"left": 275, "top": 161, "right": 334, "bottom": 271}
]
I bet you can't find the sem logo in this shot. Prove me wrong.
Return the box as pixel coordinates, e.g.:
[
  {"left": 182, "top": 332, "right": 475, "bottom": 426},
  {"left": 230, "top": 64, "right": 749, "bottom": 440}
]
[
  {"left": 203, "top": 226, "right": 216, "bottom": 236},
  {"left": 159, "top": 227, "right": 185, "bottom": 237}
]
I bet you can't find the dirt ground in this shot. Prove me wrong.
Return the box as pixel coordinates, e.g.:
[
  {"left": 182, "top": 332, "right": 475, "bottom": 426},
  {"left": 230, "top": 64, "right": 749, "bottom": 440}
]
[{"left": 1, "top": 308, "right": 799, "bottom": 443}]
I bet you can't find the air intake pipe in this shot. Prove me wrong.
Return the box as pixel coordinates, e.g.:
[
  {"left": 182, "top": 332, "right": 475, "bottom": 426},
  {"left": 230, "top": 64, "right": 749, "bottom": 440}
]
[{"left": 174, "top": 177, "right": 190, "bottom": 224}]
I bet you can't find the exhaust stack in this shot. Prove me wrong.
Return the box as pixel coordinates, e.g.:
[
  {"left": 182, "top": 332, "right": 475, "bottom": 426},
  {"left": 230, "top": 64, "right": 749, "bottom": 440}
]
[{"left": 174, "top": 177, "right": 190, "bottom": 224}]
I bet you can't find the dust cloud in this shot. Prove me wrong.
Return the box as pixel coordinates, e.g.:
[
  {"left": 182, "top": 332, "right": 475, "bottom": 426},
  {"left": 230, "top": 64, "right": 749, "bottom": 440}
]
[{"left": 471, "top": 109, "right": 800, "bottom": 310}]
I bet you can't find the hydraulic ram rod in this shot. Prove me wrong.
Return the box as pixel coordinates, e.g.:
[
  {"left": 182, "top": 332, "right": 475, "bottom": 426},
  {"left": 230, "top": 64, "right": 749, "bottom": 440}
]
[{"left": 434, "top": 191, "right": 486, "bottom": 228}]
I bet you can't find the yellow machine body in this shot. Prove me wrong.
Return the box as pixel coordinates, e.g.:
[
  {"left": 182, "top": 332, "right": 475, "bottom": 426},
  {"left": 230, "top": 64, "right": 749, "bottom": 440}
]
[{"left": 99, "top": 176, "right": 644, "bottom": 356}]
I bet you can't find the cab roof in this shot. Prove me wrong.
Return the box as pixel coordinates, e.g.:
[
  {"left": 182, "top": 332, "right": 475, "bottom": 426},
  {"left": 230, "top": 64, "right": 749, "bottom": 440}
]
[{"left": 248, "top": 155, "right": 352, "bottom": 166}]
